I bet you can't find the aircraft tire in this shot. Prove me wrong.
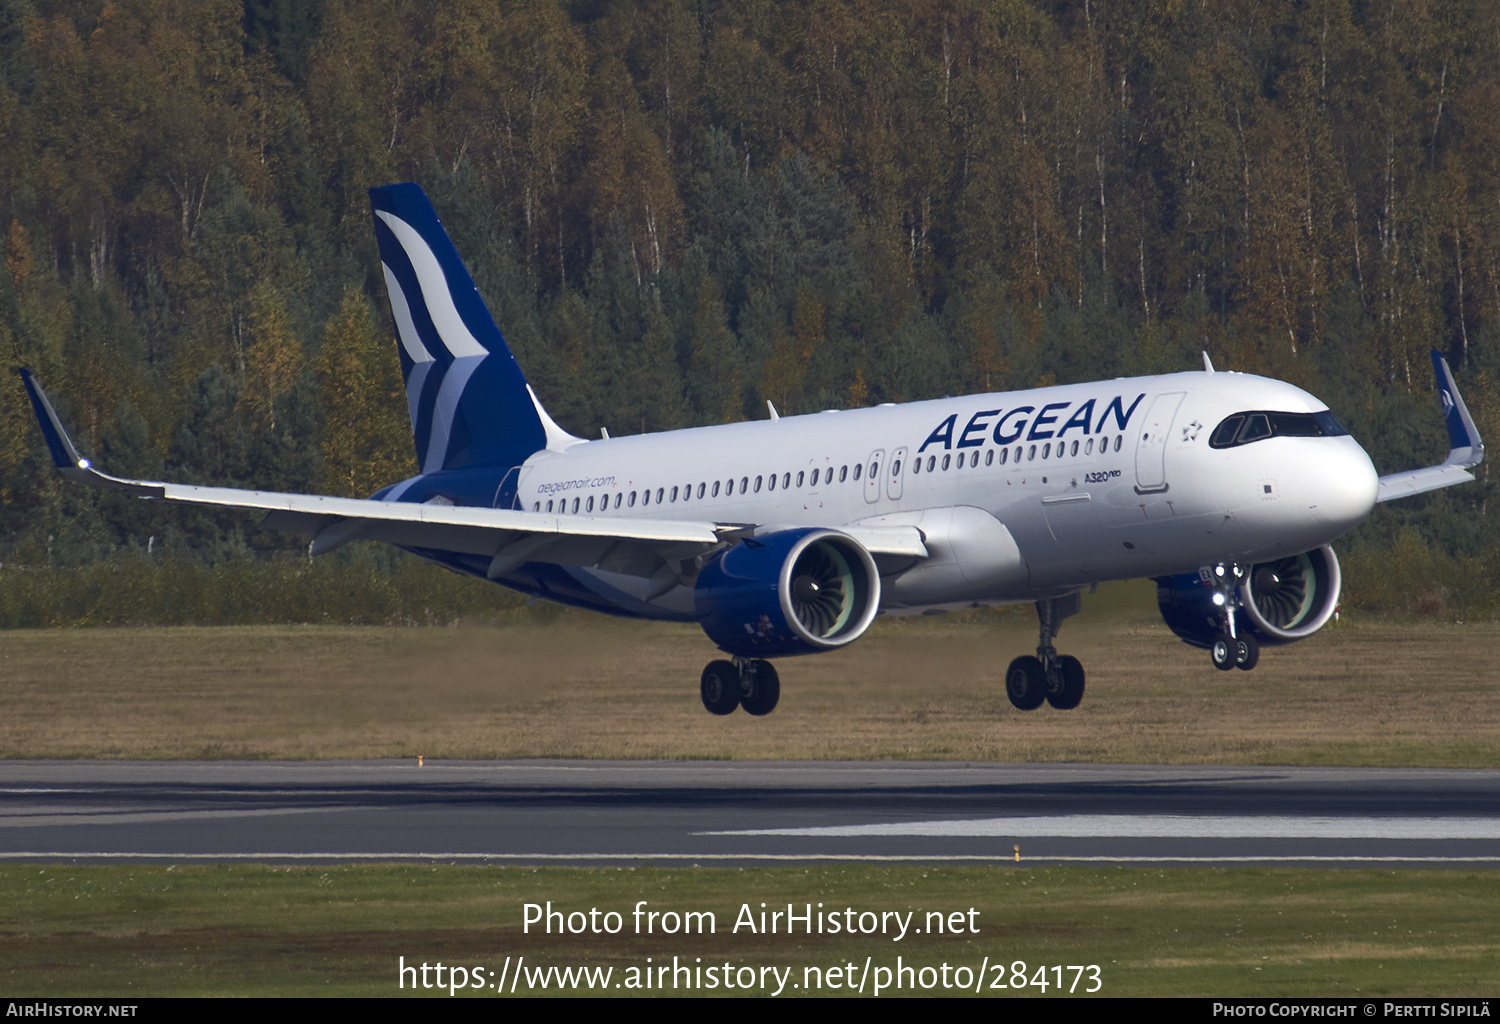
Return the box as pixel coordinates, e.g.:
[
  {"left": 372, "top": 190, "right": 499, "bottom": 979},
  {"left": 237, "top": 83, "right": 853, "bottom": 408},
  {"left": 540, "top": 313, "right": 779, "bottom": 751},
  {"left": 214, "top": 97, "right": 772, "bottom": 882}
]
[
  {"left": 1210, "top": 633, "right": 1237, "bottom": 671},
  {"left": 1234, "top": 633, "right": 1260, "bottom": 671},
  {"left": 740, "top": 660, "right": 781, "bottom": 716},
  {"left": 701, "top": 660, "right": 741, "bottom": 715},
  {"left": 1006, "top": 656, "right": 1047, "bottom": 711},
  {"left": 1047, "top": 655, "right": 1086, "bottom": 710}
]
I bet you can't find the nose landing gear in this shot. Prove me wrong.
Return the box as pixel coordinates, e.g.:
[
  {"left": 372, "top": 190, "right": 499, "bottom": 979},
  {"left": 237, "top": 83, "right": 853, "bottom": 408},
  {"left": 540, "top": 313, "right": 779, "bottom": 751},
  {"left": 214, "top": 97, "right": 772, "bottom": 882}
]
[
  {"left": 700, "top": 657, "right": 781, "bottom": 716},
  {"left": 1203, "top": 562, "right": 1260, "bottom": 671},
  {"left": 1006, "top": 592, "right": 1087, "bottom": 711}
]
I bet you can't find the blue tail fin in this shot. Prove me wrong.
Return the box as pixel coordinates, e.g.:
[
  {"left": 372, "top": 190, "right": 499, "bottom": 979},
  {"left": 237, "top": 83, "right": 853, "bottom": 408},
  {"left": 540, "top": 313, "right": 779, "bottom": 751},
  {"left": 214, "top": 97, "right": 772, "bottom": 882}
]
[{"left": 369, "top": 183, "right": 575, "bottom": 475}]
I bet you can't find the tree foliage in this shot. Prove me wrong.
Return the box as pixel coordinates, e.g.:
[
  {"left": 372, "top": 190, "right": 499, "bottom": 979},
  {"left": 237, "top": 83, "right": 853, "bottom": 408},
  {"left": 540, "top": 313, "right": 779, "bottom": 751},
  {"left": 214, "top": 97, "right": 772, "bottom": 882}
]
[{"left": 0, "top": 0, "right": 1494, "bottom": 615}]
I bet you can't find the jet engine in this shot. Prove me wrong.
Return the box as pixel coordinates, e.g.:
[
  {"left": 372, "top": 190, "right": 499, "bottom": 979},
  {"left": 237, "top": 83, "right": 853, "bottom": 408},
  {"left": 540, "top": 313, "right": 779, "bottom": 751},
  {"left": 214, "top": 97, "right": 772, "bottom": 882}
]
[
  {"left": 1156, "top": 544, "right": 1342, "bottom": 648},
  {"left": 694, "top": 529, "right": 881, "bottom": 657}
]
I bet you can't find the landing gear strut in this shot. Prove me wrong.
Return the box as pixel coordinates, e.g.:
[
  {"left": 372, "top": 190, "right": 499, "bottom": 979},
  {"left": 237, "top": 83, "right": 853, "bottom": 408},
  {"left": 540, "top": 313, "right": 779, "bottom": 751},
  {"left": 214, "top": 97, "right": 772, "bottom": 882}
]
[
  {"left": 1202, "top": 562, "right": 1260, "bottom": 671},
  {"left": 700, "top": 657, "right": 781, "bottom": 716},
  {"left": 1006, "top": 593, "right": 1086, "bottom": 711}
]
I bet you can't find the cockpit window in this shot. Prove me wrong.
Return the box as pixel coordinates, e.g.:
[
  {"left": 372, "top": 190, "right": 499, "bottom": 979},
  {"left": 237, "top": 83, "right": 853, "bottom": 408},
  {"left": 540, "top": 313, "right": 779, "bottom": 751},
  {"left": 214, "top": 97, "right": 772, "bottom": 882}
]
[
  {"left": 1209, "top": 409, "right": 1350, "bottom": 449},
  {"left": 1314, "top": 411, "right": 1349, "bottom": 436},
  {"left": 1238, "top": 413, "right": 1271, "bottom": 443},
  {"left": 1210, "top": 416, "right": 1243, "bottom": 448}
]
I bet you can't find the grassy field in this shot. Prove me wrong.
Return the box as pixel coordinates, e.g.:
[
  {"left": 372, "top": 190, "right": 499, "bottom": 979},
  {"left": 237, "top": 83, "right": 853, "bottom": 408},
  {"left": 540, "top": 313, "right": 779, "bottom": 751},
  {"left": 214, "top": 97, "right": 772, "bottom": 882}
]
[
  {"left": 2, "top": 603, "right": 1495, "bottom": 998},
  {"left": 0, "top": 590, "right": 1496, "bottom": 764},
  {"left": 0, "top": 864, "right": 1494, "bottom": 997}
]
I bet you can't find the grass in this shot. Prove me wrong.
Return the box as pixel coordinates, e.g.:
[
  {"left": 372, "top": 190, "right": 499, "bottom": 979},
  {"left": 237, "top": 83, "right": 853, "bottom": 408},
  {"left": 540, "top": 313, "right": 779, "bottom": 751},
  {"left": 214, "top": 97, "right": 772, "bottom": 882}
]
[
  {"left": 1, "top": 598, "right": 1495, "bottom": 997},
  {"left": 0, "top": 864, "right": 1494, "bottom": 997},
  {"left": 0, "top": 587, "right": 1496, "bottom": 764}
]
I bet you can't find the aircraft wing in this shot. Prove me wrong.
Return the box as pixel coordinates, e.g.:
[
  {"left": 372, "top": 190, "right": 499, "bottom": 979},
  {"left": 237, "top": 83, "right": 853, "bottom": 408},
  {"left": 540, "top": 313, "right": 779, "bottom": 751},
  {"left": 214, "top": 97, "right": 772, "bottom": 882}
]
[
  {"left": 1375, "top": 351, "right": 1486, "bottom": 503},
  {"left": 18, "top": 370, "right": 926, "bottom": 578}
]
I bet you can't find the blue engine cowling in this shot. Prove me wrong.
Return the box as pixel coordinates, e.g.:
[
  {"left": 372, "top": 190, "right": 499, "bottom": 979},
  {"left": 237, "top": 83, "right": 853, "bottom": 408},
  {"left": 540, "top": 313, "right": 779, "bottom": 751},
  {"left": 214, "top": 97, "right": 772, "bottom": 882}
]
[
  {"left": 1156, "top": 544, "right": 1342, "bottom": 648},
  {"left": 695, "top": 528, "right": 881, "bottom": 657}
]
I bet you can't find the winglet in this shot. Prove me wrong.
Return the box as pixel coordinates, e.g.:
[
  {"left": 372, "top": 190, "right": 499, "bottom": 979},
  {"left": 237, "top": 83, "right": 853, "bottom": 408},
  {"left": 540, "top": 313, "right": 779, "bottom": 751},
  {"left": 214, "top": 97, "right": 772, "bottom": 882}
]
[
  {"left": 1431, "top": 349, "right": 1483, "bottom": 464},
  {"left": 1375, "top": 351, "right": 1485, "bottom": 502},
  {"left": 17, "top": 368, "right": 86, "bottom": 471},
  {"left": 16, "top": 369, "right": 165, "bottom": 497}
]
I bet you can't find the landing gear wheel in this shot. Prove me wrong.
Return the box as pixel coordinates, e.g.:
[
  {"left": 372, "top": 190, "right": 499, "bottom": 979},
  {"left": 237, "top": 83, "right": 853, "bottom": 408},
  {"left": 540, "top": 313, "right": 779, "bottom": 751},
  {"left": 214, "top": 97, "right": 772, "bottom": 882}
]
[
  {"left": 1046, "top": 654, "right": 1086, "bottom": 710},
  {"left": 1234, "top": 633, "right": 1260, "bottom": 671},
  {"left": 1210, "top": 633, "right": 1237, "bottom": 671},
  {"left": 739, "top": 660, "right": 781, "bottom": 716},
  {"left": 700, "top": 660, "right": 740, "bottom": 715},
  {"left": 1006, "top": 655, "right": 1047, "bottom": 711}
]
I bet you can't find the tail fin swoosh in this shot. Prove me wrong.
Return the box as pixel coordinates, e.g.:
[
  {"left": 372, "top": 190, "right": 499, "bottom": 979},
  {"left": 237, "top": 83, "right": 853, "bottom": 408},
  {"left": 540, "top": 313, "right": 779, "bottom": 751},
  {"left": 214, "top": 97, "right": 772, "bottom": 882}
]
[{"left": 368, "top": 183, "right": 577, "bottom": 476}]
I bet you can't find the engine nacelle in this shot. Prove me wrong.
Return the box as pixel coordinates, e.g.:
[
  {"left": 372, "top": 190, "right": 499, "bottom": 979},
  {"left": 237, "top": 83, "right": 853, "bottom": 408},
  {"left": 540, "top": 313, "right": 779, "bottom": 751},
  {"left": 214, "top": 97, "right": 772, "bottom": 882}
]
[
  {"left": 1156, "top": 545, "right": 1342, "bottom": 648},
  {"left": 695, "top": 529, "right": 881, "bottom": 657}
]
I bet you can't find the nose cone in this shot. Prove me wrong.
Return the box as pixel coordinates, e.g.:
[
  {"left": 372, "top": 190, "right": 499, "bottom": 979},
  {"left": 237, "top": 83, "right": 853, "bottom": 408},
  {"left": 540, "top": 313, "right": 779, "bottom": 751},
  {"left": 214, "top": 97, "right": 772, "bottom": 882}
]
[{"left": 1309, "top": 437, "right": 1379, "bottom": 534}]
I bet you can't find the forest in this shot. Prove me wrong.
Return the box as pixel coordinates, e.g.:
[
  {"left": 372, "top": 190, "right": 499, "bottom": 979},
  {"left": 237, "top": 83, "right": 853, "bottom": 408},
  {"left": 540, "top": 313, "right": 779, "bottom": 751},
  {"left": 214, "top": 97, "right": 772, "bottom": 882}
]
[{"left": 0, "top": 0, "right": 1495, "bottom": 624}]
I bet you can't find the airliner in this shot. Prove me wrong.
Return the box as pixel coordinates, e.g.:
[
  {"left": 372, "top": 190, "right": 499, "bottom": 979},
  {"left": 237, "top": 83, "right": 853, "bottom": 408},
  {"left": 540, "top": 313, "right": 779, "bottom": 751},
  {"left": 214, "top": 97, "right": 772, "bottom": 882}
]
[{"left": 20, "top": 183, "right": 1484, "bottom": 717}]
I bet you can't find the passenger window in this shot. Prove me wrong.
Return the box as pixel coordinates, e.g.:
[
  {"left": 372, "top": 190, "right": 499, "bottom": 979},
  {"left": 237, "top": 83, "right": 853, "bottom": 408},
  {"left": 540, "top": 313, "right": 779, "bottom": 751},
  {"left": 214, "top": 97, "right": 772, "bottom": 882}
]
[
  {"left": 1085, "top": 438, "right": 1094, "bottom": 455},
  {"left": 810, "top": 469, "right": 820, "bottom": 486},
  {"left": 586, "top": 496, "right": 594, "bottom": 512},
  {"left": 697, "top": 483, "right": 705, "bottom": 499},
  {"left": 754, "top": 476, "right": 763, "bottom": 493},
  {"left": 913, "top": 459, "right": 921, "bottom": 475},
  {"left": 783, "top": 472, "right": 790, "bottom": 489},
  {"left": 740, "top": 476, "right": 749, "bottom": 493},
  {"left": 671, "top": 486, "right": 679, "bottom": 502},
  {"left": 711, "top": 481, "right": 720, "bottom": 497},
  {"left": 1071, "top": 440, "right": 1079, "bottom": 456},
  {"left": 853, "top": 463, "right": 862, "bottom": 480},
  {"left": 870, "top": 461, "right": 879, "bottom": 478},
  {"left": 796, "top": 471, "right": 804, "bottom": 487},
  {"left": 840, "top": 466, "right": 848, "bottom": 482},
  {"left": 1113, "top": 436, "right": 1121, "bottom": 452},
  {"left": 767, "top": 474, "right": 775, "bottom": 491},
  {"left": 942, "top": 454, "right": 951, "bottom": 470},
  {"left": 1027, "top": 445, "right": 1036, "bottom": 461},
  {"left": 571, "top": 497, "right": 580, "bottom": 513},
  {"left": 999, "top": 448, "right": 1008, "bottom": 465},
  {"left": 642, "top": 489, "right": 650, "bottom": 506},
  {"left": 546, "top": 500, "right": 553, "bottom": 512},
  {"left": 926, "top": 455, "right": 935, "bottom": 472},
  {"left": 892, "top": 460, "right": 901, "bottom": 476},
  {"left": 985, "top": 450, "right": 993, "bottom": 466},
  {"left": 655, "top": 487, "right": 663, "bottom": 503},
  {"left": 629, "top": 491, "right": 637, "bottom": 507},
  {"left": 1042, "top": 442, "right": 1051, "bottom": 459}
]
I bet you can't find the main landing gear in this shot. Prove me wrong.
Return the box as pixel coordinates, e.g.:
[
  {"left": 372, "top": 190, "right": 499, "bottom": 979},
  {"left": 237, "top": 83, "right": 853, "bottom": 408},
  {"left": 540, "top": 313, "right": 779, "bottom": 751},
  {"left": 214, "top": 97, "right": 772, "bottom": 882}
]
[
  {"left": 1006, "top": 593, "right": 1086, "bottom": 711},
  {"left": 700, "top": 657, "right": 781, "bottom": 716},
  {"left": 1202, "top": 562, "right": 1260, "bottom": 672}
]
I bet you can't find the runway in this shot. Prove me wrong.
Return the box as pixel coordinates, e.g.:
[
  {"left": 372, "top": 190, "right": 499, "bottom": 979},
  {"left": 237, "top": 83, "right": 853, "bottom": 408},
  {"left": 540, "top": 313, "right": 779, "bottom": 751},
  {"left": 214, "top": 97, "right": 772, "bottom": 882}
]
[{"left": 0, "top": 760, "right": 1497, "bottom": 865}]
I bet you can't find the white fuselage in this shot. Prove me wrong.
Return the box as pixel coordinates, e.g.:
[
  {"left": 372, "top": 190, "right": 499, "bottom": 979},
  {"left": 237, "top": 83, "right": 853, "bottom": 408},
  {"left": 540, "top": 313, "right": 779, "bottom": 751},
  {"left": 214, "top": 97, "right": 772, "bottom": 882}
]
[{"left": 513, "top": 370, "right": 1379, "bottom": 615}]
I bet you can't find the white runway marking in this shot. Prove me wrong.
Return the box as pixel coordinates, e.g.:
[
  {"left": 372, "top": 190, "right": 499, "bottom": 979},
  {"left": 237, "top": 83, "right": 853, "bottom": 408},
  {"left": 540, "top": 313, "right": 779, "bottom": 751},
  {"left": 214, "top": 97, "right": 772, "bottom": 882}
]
[
  {"left": 704, "top": 815, "right": 1500, "bottom": 840},
  {"left": 0, "top": 852, "right": 1498, "bottom": 864}
]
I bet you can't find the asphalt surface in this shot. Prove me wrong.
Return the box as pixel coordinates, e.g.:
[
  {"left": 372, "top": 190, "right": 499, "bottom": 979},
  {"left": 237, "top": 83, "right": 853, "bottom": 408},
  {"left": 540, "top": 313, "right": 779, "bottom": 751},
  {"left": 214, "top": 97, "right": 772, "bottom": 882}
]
[{"left": 0, "top": 759, "right": 1497, "bottom": 865}]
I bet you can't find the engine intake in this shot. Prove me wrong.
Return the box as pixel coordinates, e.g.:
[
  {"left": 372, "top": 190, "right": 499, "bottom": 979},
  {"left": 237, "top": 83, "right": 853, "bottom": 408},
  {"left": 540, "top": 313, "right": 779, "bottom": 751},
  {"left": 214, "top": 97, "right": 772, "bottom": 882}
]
[
  {"left": 695, "top": 529, "right": 881, "bottom": 657},
  {"left": 1156, "top": 544, "right": 1341, "bottom": 648}
]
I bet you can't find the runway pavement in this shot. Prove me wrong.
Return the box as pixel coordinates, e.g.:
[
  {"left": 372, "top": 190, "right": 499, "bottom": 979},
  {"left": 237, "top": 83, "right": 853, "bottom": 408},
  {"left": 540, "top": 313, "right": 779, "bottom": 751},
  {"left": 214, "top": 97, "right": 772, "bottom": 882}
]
[{"left": 0, "top": 759, "right": 1497, "bottom": 865}]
